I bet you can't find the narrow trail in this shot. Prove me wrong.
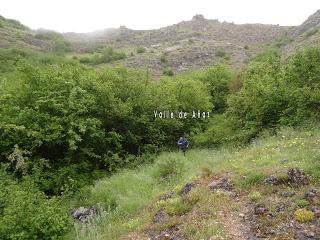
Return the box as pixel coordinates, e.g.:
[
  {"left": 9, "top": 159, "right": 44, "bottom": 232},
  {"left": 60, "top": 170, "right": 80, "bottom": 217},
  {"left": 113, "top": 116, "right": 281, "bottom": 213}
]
[{"left": 217, "top": 203, "right": 249, "bottom": 240}]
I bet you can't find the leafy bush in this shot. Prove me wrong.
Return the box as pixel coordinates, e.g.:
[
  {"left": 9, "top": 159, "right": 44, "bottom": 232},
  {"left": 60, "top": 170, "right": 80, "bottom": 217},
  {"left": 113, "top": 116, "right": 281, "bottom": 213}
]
[
  {"left": 0, "top": 49, "right": 212, "bottom": 192},
  {"left": 80, "top": 46, "right": 126, "bottom": 65},
  {"left": 192, "top": 114, "right": 237, "bottom": 147},
  {"left": 249, "top": 191, "right": 262, "bottom": 202},
  {"left": 154, "top": 156, "right": 183, "bottom": 180},
  {"left": 35, "top": 31, "right": 71, "bottom": 54},
  {"left": 0, "top": 172, "right": 71, "bottom": 239},
  {"left": 193, "top": 64, "right": 234, "bottom": 113},
  {"left": 163, "top": 68, "right": 174, "bottom": 76},
  {"left": 294, "top": 208, "right": 314, "bottom": 223},
  {"left": 294, "top": 198, "right": 309, "bottom": 207}
]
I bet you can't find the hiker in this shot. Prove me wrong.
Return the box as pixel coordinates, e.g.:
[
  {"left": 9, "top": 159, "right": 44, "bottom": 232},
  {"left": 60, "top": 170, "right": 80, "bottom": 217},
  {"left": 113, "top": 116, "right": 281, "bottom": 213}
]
[{"left": 177, "top": 136, "right": 189, "bottom": 155}]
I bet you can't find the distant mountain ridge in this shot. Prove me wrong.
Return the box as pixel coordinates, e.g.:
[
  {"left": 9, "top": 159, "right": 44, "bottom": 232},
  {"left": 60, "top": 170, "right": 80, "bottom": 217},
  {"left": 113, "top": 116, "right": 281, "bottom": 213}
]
[{"left": 1, "top": 10, "right": 320, "bottom": 75}]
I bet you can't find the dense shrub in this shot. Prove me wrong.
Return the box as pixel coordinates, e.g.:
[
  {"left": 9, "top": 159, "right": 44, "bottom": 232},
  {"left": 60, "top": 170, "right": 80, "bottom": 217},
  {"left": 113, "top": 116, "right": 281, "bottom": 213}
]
[
  {"left": 0, "top": 171, "right": 71, "bottom": 239},
  {"left": 80, "top": 46, "right": 126, "bottom": 65},
  {"left": 154, "top": 156, "right": 183, "bottom": 180},
  {"left": 193, "top": 64, "right": 234, "bottom": 113},
  {"left": 294, "top": 209, "right": 314, "bottom": 223},
  {"left": 0, "top": 49, "right": 212, "bottom": 192},
  {"left": 1, "top": 44, "right": 320, "bottom": 238},
  {"left": 35, "top": 31, "right": 71, "bottom": 54},
  {"left": 163, "top": 67, "right": 174, "bottom": 76}
]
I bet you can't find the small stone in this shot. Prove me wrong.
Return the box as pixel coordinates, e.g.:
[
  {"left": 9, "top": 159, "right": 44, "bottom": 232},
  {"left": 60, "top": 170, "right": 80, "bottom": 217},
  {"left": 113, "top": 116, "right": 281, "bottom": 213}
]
[
  {"left": 208, "top": 177, "right": 233, "bottom": 192},
  {"left": 264, "top": 175, "right": 280, "bottom": 185},
  {"left": 304, "top": 230, "right": 315, "bottom": 238},
  {"left": 181, "top": 183, "right": 194, "bottom": 195},
  {"left": 281, "top": 191, "right": 295, "bottom": 197},
  {"left": 287, "top": 168, "right": 309, "bottom": 186},
  {"left": 70, "top": 206, "right": 100, "bottom": 222},
  {"left": 159, "top": 192, "right": 174, "bottom": 200},
  {"left": 311, "top": 206, "right": 320, "bottom": 218},
  {"left": 304, "top": 189, "right": 317, "bottom": 200},
  {"left": 254, "top": 204, "right": 268, "bottom": 215},
  {"left": 152, "top": 208, "right": 166, "bottom": 224}
]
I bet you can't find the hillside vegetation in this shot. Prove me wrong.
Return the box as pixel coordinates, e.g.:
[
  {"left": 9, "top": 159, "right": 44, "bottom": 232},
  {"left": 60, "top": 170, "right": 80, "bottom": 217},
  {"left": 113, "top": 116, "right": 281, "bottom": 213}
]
[
  {"left": 0, "top": 11, "right": 320, "bottom": 240},
  {"left": 69, "top": 125, "right": 320, "bottom": 239}
]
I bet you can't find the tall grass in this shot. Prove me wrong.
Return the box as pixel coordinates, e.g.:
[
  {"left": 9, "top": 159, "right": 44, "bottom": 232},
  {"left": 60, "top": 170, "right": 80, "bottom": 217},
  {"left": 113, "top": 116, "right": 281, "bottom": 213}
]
[{"left": 67, "top": 125, "right": 320, "bottom": 239}]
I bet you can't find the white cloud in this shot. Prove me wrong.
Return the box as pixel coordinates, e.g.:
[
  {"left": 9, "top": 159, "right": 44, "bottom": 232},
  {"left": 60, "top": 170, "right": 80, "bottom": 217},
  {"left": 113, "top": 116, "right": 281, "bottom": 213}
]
[{"left": 0, "top": 0, "right": 319, "bottom": 32}]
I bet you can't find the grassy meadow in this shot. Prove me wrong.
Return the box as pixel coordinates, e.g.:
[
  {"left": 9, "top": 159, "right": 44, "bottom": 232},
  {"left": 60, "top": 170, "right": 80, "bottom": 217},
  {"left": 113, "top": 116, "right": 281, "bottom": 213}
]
[{"left": 68, "top": 124, "right": 320, "bottom": 239}]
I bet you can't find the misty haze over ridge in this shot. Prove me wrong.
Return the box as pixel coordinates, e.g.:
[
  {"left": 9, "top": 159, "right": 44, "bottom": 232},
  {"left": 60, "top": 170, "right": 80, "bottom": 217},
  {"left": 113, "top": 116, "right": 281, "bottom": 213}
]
[
  {"left": 1, "top": 0, "right": 320, "bottom": 32},
  {"left": 1, "top": 9, "right": 320, "bottom": 76}
]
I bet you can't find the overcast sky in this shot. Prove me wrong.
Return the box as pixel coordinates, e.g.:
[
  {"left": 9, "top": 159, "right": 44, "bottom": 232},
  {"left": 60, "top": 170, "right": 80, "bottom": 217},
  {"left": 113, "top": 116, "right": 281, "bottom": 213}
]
[{"left": 1, "top": 0, "right": 320, "bottom": 33}]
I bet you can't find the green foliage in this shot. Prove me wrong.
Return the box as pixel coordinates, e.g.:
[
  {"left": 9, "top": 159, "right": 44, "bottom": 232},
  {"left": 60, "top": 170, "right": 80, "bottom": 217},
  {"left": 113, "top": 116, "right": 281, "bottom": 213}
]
[
  {"left": 226, "top": 47, "right": 320, "bottom": 141},
  {"left": 282, "top": 47, "right": 320, "bottom": 125},
  {"left": 294, "top": 198, "right": 309, "bottom": 207},
  {"left": 0, "top": 48, "right": 212, "bottom": 193},
  {"left": 80, "top": 46, "right": 126, "bottom": 65},
  {"left": 249, "top": 191, "right": 262, "bottom": 202},
  {"left": 0, "top": 171, "right": 71, "bottom": 239},
  {"left": 294, "top": 208, "right": 314, "bottom": 223},
  {"left": 154, "top": 156, "right": 183, "bottom": 180},
  {"left": 215, "top": 49, "right": 226, "bottom": 58},
  {"left": 193, "top": 64, "right": 234, "bottom": 112},
  {"left": 274, "top": 35, "right": 294, "bottom": 47},
  {"left": 227, "top": 50, "right": 284, "bottom": 135},
  {"left": 305, "top": 28, "right": 319, "bottom": 38},
  {"left": 166, "top": 197, "right": 194, "bottom": 216},
  {"left": 136, "top": 46, "right": 146, "bottom": 53},
  {"left": 0, "top": 15, "right": 27, "bottom": 30},
  {"left": 162, "top": 67, "right": 174, "bottom": 76},
  {"left": 35, "top": 31, "right": 71, "bottom": 54},
  {"left": 192, "top": 114, "right": 236, "bottom": 147},
  {"left": 160, "top": 54, "right": 168, "bottom": 64},
  {"left": 238, "top": 172, "right": 266, "bottom": 188}
]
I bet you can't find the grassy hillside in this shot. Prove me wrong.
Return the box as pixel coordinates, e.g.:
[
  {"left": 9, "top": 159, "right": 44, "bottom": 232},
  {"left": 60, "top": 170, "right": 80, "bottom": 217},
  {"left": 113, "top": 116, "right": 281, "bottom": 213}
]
[
  {"left": 1, "top": 12, "right": 320, "bottom": 240},
  {"left": 69, "top": 124, "right": 320, "bottom": 239},
  {"left": 0, "top": 15, "right": 71, "bottom": 53},
  {"left": 64, "top": 16, "right": 289, "bottom": 76}
]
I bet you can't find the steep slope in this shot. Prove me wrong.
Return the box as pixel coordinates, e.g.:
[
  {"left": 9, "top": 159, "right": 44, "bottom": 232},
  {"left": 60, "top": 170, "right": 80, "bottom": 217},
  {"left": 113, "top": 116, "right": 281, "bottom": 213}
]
[
  {"left": 2, "top": 10, "right": 320, "bottom": 75},
  {"left": 284, "top": 10, "right": 320, "bottom": 54},
  {"left": 0, "top": 15, "right": 52, "bottom": 50},
  {"left": 70, "top": 126, "right": 320, "bottom": 240},
  {"left": 64, "top": 15, "right": 290, "bottom": 75},
  {"left": 0, "top": 15, "right": 71, "bottom": 53}
]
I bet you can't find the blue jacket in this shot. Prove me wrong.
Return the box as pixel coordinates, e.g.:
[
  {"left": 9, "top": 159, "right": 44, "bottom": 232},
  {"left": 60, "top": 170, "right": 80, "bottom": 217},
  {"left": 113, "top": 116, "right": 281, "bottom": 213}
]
[{"left": 177, "top": 138, "right": 189, "bottom": 149}]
